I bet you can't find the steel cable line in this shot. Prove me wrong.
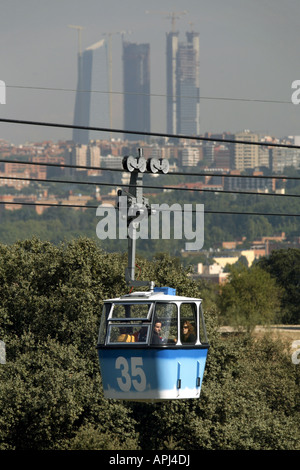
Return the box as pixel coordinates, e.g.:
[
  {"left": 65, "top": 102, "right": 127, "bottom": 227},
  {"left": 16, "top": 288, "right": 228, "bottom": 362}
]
[
  {"left": 0, "top": 118, "right": 299, "bottom": 212},
  {"left": 0, "top": 174, "right": 299, "bottom": 199},
  {"left": 0, "top": 199, "right": 298, "bottom": 217},
  {"left": 0, "top": 158, "right": 299, "bottom": 181},
  {"left": 2, "top": 117, "right": 300, "bottom": 150},
  {"left": 166, "top": 170, "right": 300, "bottom": 180},
  {"left": 7, "top": 84, "right": 293, "bottom": 105}
]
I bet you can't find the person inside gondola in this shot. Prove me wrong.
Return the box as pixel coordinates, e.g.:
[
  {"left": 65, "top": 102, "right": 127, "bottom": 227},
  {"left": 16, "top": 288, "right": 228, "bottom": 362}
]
[
  {"left": 117, "top": 327, "right": 135, "bottom": 342},
  {"left": 152, "top": 320, "right": 164, "bottom": 344},
  {"left": 133, "top": 326, "right": 147, "bottom": 342},
  {"left": 181, "top": 321, "right": 196, "bottom": 344}
]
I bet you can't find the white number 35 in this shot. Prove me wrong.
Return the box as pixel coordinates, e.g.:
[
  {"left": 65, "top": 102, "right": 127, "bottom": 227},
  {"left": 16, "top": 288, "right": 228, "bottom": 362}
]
[{"left": 115, "top": 356, "right": 147, "bottom": 392}]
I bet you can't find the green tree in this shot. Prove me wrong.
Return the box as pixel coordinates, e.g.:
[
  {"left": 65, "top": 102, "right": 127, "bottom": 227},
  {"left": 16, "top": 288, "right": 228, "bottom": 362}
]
[
  {"left": 67, "top": 423, "right": 140, "bottom": 450},
  {"left": 218, "top": 264, "right": 282, "bottom": 331},
  {"left": 257, "top": 248, "right": 300, "bottom": 324},
  {"left": 0, "top": 238, "right": 137, "bottom": 449},
  {"left": 129, "top": 333, "right": 300, "bottom": 450},
  {"left": 0, "top": 238, "right": 299, "bottom": 450}
]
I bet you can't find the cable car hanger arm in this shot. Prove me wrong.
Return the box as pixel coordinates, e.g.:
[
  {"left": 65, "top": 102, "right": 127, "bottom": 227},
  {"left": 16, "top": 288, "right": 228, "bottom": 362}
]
[{"left": 121, "top": 149, "right": 169, "bottom": 290}]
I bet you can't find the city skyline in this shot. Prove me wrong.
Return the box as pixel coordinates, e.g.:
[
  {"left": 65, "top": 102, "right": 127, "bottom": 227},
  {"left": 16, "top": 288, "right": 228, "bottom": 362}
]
[
  {"left": 72, "top": 28, "right": 200, "bottom": 144},
  {"left": 1, "top": 127, "right": 300, "bottom": 173},
  {"left": 1, "top": 1, "right": 300, "bottom": 145}
]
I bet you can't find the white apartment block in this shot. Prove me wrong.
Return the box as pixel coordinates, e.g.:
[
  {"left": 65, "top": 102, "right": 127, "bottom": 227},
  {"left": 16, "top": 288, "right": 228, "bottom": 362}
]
[
  {"left": 181, "top": 146, "right": 201, "bottom": 166},
  {"left": 234, "top": 131, "right": 259, "bottom": 170}
]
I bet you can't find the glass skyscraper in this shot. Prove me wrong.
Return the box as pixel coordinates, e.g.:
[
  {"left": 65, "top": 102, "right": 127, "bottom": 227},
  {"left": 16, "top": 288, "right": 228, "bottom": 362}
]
[
  {"left": 72, "top": 40, "right": 105, "bottom": 145},
  {"left": 166, "top": 31, "right": 200, "bottom": 136},
  {"left": 123, "top": 41, "right": 150, "bottom": 141},
  {"left": 72, "top": 49, "right": 93, "bottom": 145}
]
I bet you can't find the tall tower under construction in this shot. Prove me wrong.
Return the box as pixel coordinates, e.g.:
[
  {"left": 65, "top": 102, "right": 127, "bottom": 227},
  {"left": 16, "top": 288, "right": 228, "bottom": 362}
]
[
  {"left": 166, "top": 30, "right": 200, "bottom": 136},
  {"left": 166, "top": 31, "right": 179, "bottom": 135},
  {"left": 72, "top": 37, "right": 105, "bottom": 145},
  {"left": 122, "top": 41, "right": 150, "bottom": 140},
  {"left": 73, "top": 48, "right": 93, "bottom": 145}
]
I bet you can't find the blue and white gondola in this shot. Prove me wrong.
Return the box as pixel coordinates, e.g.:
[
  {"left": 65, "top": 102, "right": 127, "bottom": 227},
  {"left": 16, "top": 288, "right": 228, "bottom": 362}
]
[{"left": 97, "top": 287, "right": 209, "bottom": 402}]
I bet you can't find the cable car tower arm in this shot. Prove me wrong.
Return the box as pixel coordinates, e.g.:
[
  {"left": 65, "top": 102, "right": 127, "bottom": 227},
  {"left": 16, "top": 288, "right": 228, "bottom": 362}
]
[{"left": 120, "top": 149, "right": 169, "bottom": 289}]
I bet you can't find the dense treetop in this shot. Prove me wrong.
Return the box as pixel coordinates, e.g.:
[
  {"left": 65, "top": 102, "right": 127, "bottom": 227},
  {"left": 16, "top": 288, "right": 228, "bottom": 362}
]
[{"left": 0, "top": 238, "right": 299, "bottom": 450}]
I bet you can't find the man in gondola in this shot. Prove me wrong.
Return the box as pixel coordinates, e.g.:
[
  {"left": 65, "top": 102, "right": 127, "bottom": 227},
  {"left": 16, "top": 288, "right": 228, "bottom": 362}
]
[{"left": 152, "top": 320, "right": 164, "bottom": 344}]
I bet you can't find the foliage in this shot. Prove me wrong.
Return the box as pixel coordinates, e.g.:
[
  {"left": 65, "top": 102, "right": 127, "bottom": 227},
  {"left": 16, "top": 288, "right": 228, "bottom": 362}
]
[
  {"left": 129, "top": 333, "right": 300, "bottom": 450},
  {"left": 0, "top": 184, "right": 300, "bottom": 255},
  {"left": 217, "top": 264, "right": 283, "bottom": 331},
  {"left": 0, "top": 238, "right": 299, "bottom": 450},
  {"left": 0, "top": 238, "right": 136, "bottom": 450},
  {"left": 67, "top": 423, "right": 140, "bottom": 450},
  {"left": 257, "top": 248, "right": 300, "bottom": 324}
]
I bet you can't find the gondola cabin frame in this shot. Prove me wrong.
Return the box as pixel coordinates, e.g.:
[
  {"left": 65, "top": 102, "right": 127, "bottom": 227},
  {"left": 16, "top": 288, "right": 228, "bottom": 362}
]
[{"left": 97, "top": 288, "right": 209, "bottom": 401}]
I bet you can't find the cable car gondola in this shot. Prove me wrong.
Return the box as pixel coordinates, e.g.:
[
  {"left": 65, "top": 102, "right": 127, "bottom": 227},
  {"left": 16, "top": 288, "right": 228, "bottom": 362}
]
[
  {"left": 96, "top": 152, "right": 209, "bottom": 401},
  {"left": 97, "top": 286, "right": 209, "bottom": 401}
]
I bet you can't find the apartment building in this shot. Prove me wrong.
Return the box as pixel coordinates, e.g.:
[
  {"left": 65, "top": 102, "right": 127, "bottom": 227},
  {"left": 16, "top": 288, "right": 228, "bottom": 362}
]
[
  {"left": 234, "top": 131, "right": 259, "bottom": 170},
  {"left": 181, "top": 146, "right": 202, "bottom": 166}
]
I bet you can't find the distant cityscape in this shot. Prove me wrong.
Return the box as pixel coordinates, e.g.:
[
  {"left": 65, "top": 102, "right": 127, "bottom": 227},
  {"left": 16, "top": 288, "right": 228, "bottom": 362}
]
[
  {"left": 0, "top": 127, "right": 299, "bottom": 211},
  {"left": 0, "top": 131, "right": 299, "bottom": 281},
  {"left": 1, "top": 22, "right": 300, "bottom": 210},
  {"left": 72, "top": 27, "right": 200, "bottom": 144},
  {"left": 0, "top": 23, "right": 299, "bottom": 273}
]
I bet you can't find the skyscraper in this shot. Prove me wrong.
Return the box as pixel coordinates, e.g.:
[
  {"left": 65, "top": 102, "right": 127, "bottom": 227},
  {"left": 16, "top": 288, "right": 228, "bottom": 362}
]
[
  {"left": 72, "top": 40, "right": 105, "bottom": 145},
  {"left": 123, "top": 41, "right": 150, "bottom": 140},
  {"left": 166, "top": 32, "right": 179, "bottom": 135},
  {"left": 166, "top": 31, "right": 200, "bottom": 136},
  {"left": 72, "top": 49, "right": 93, "bottom": 145}
]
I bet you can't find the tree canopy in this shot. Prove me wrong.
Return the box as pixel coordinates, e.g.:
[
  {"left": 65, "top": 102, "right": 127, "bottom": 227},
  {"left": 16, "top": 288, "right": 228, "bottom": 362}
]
[
  {"left": 0, "top": 238, "right": 299, "bottom": 450},
  {"left": 218, "top": 263, "right": 282, "bottom": 331},
  {"left": 257, "top": 248, "right": 300, "bottom": 324}
]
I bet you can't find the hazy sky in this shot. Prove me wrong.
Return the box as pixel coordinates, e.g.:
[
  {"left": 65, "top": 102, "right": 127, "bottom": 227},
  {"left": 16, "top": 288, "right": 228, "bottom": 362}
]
[{"left": 1, "top": 0, "right": 300, "bottom": 144}]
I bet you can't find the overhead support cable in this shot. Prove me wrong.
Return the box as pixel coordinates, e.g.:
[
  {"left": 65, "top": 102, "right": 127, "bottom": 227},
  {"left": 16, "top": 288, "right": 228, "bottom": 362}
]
[
  {"left": 168, "top": 170, "right": 300, "bottom": 181},
  {"left": 0, "top": 174, "right": 299, "bottom": 199},
  {"left": 6, "top": 84, "right": 295, "bottom": 106},
  {"left": 0, "top": 199, "right": 298, "bottom": 217},
  {"left": 2, "top": 117, "right": 300, "bottom": 150},
  {"left": 0, "top": 158, "right": 299, "bottom": 181}
]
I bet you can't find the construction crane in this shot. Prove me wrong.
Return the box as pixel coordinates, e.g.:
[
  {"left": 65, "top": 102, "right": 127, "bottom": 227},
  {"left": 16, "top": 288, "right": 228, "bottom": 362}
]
[
  {"left": 86, "top": 39, "right": 105, "bottom": 51},
  {"left": 68, "top": 25, "right": 84, "bottom": 56},
  {"left": 145, "top": 10, "right": 188, "bottom": 32}
]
